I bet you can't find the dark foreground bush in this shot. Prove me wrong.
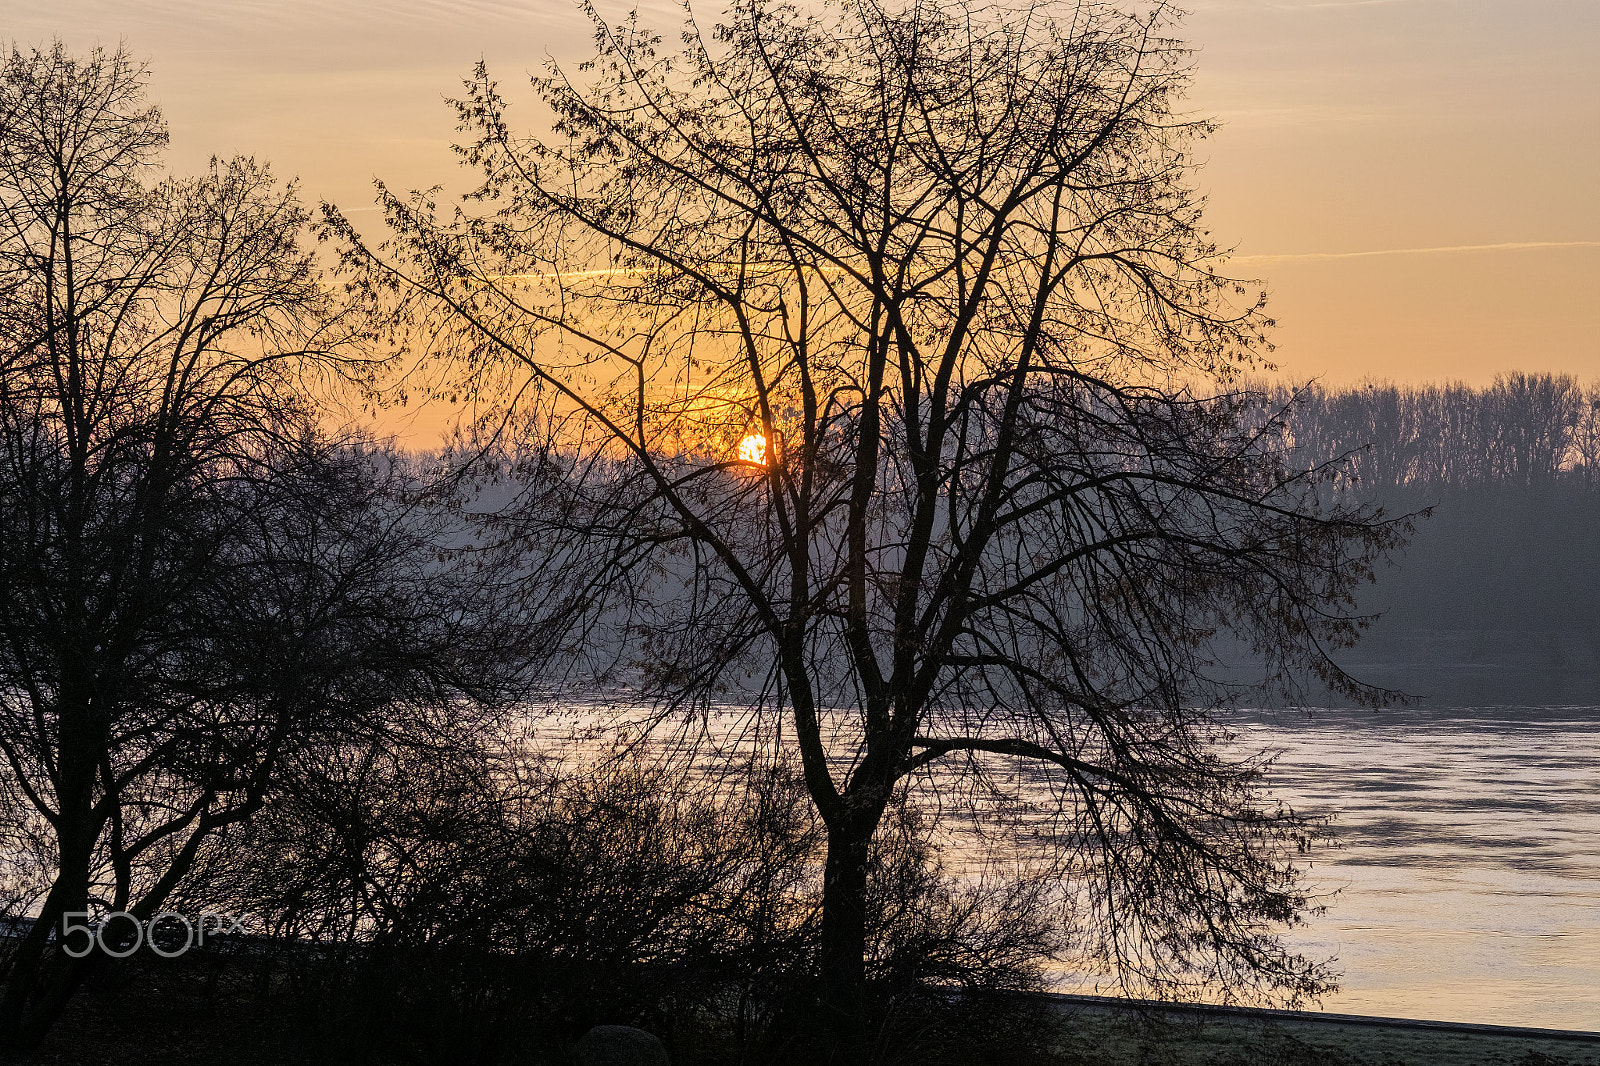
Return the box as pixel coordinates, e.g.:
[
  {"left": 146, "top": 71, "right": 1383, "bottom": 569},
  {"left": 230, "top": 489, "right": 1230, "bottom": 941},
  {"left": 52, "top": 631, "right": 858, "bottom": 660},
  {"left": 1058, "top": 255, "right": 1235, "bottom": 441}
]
[{"left": 156, "top": 738, "right": 1065, "bottom": 1066}]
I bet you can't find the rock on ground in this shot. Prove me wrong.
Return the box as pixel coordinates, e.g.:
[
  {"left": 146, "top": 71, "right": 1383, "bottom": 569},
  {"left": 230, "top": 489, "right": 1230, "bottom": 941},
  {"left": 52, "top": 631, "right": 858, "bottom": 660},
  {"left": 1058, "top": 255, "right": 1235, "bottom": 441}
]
[{"left": 573, "top": 1025, "right": 671, "bottom": 1066}]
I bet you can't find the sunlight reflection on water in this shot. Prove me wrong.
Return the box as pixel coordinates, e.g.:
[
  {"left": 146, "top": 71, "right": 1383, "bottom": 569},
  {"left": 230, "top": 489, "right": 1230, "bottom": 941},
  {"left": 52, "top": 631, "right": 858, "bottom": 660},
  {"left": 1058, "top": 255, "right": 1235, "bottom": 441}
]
[{"left": 1238, "top": 706, "right": 1600, "bottom": 1029}]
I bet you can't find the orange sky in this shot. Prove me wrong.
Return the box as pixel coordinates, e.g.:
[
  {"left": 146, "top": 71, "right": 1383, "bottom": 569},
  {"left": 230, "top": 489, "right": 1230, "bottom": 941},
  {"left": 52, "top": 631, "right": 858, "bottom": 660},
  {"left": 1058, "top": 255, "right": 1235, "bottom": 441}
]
[{"left": 6, "top": 0, "right": 1597, "bottom": 417}]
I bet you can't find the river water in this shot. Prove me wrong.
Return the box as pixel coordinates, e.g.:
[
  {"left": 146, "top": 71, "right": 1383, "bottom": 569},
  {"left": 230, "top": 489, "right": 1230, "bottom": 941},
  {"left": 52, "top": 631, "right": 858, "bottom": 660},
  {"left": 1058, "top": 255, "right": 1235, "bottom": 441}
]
[
  {"left": 1239, "top": 705, "right": 1600, "bottom": 1030},
  {"left": 544, "top": 701, "right": 1600, "bottom": 1031}
]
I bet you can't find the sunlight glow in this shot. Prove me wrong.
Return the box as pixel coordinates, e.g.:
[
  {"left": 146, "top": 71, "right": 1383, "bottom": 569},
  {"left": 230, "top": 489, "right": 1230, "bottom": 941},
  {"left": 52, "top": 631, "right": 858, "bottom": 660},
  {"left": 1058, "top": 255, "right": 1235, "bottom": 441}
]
[{"left": 737, "top": 433, "right": 767, "bottom": 465}]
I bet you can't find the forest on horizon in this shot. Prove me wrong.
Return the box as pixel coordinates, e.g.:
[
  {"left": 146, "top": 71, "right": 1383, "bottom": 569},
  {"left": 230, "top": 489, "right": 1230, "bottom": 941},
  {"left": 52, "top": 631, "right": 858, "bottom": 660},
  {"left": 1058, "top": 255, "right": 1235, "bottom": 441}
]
[{"left": 1262, "top": 373, "right": 1600, "bottom": 705}]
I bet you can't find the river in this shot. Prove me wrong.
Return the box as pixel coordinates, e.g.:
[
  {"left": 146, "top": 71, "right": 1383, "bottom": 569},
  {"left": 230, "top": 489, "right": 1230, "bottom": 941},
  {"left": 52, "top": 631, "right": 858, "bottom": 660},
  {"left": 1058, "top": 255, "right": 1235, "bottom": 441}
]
[
  {"left": 1241, "top": 705, "right": 1600, "bottom": 1030},
  {"left": 542, "top": 700, "right": 1600, "bottom": 1030}
]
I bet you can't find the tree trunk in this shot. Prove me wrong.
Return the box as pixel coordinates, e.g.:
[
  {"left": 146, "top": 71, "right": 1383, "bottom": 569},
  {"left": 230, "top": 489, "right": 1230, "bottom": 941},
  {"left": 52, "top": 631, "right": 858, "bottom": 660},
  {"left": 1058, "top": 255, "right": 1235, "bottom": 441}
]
[
  {"left": 0, "top": 798, "right": 215, "bottom": 1050},
  {"left": 0, "top": 837, "right": 98, "bottom": 1050},
  {"left": 0, "top": 696, "right": 104, "bottom": 1050},
  {"left": 818, "top": 818, "right": 875, "bottom": 1063}
]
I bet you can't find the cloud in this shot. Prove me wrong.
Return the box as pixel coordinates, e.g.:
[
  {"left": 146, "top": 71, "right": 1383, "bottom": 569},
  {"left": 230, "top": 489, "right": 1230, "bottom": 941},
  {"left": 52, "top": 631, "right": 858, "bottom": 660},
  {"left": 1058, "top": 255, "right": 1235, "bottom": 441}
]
[
  {"left": 1189, "top": 0, "right": 1414, "bottom": 10},
  {"left": 1230, "top": 241, "right": 1600, "bottom": 263}
]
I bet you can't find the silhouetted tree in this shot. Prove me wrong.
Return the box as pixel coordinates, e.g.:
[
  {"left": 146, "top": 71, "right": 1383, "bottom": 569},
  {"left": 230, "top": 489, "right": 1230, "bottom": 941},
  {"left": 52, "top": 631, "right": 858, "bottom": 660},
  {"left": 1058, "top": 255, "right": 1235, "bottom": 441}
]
[
  {"left": 1484, "top": 372, "right": 1584, "bottom": 485},
  {"left": 1573, "top": 385, "right": 1600, "bottom": 486},
  {"left": 0, "top": 43, "right": 538, "bottom": 1048},
  {"left": 326, "top": 0, "right": 1402, "bottom": 1053}
]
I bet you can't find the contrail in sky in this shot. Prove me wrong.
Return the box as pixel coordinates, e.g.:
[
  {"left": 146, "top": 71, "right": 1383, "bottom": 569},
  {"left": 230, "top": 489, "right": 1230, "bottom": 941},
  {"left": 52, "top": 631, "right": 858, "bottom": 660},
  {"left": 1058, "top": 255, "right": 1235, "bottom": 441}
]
[{"left": 1232, "top": 241, "right": 1600, "bottom": 263}]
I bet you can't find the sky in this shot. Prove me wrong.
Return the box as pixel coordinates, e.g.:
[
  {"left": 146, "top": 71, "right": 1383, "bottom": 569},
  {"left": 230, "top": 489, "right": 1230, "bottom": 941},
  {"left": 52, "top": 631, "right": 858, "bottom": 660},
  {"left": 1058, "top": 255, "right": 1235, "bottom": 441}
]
[{"left": 5, "top": 0, "right": 1598, "bottom": 394}]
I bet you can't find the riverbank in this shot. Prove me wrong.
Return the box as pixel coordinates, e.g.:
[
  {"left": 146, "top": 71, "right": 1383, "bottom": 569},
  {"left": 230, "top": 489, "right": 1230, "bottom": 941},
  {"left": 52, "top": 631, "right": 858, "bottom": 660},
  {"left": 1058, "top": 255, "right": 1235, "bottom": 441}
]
[
  {"left": 7, "top": 974, "right": 1600, "bottom": 1064},
  {"left": 1050, "top": 993, "right": 1600, "bottom": 1066}
]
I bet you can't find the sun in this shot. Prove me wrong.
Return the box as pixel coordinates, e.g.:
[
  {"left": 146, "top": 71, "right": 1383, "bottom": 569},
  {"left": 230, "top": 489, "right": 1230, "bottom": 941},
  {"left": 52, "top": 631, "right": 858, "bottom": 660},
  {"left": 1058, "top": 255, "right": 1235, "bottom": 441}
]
[{"left": 737, "top": 433, "right": 767, "bottom": 465}]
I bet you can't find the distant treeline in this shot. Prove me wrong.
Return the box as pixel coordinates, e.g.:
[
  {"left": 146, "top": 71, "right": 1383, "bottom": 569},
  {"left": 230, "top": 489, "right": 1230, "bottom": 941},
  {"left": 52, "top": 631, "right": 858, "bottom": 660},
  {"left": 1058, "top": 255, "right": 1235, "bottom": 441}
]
[
  {"left": 1267, "top": 373, "right": 1600, "bottom": 490},
  {"left": 1259, "top": 373, "right": 1600, "bottom": 703}
]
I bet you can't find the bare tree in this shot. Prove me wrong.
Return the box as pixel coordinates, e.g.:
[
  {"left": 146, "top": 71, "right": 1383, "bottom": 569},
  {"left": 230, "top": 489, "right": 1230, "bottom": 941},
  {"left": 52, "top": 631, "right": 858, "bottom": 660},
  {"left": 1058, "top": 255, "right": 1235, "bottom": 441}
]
[
  {"left": 1574, "top": 383, "right": 1600, "bottom": 485},
  {"left": 327, "top": 0, "right": 1403, "bottom": 1052},
  {"left": 1484, "top": 371, "right": 1584, "bottom": 486},
  {"left": 0, "top": 42, "right": 541, "bottom": 1048}
]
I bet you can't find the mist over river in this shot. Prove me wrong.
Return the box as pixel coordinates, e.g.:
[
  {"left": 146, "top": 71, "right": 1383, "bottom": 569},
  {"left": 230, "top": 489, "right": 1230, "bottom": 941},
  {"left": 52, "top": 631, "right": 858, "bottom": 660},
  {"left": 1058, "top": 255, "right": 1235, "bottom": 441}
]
[{"left": 1240, "top": 705, "right": 1600, "bottom": 1030}]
